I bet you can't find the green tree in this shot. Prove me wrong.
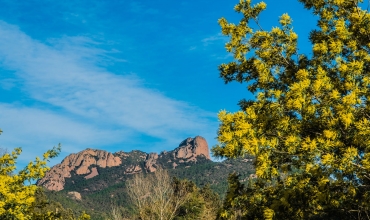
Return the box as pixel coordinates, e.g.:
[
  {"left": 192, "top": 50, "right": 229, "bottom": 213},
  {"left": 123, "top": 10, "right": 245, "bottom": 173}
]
[
  {"left": 31, "top": 188, "right": 90, "bottom": 220},
  {"left": 198, "top": 184, "right": 222, "bottom": 219},
  {"left": 217, "top": 173, "right": 247, "bottom": 220},
  {"left": 174, "top": 181, "right": 222, "bottom": 220},
  {"left": 213, "top": 0, "right": 370, "bottom": 219}
]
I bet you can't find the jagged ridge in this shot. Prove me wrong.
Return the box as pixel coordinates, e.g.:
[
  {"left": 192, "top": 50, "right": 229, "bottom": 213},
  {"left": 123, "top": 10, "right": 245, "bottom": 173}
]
[{"left": 37, "top": 136, "right": 210, "bottom": 191}]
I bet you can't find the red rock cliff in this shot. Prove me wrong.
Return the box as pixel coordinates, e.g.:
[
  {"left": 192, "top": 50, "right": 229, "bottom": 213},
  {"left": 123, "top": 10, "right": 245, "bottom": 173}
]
[
  {"left": 37, "top": 149, "right": 121, "bottom": 191},
  {"left": 173, "top": 136, "right": 210, "bottom": 160},
  {"left": 37, "top": 136, "right": 211, "bottom": 191}
]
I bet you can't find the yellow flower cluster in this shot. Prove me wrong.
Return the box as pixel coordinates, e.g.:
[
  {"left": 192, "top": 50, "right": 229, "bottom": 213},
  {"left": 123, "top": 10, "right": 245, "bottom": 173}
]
[
  {"left": 214, "top": 0, "right": 370, "bottom": 218},
  {"left": 0, "top": 144, "right": 91, "bottom": 220}
]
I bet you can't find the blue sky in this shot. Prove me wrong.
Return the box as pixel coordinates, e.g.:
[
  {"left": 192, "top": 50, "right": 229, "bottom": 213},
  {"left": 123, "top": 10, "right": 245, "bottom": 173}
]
[{"left": 0, "top": 0, "right": 318, "bottom": 167}]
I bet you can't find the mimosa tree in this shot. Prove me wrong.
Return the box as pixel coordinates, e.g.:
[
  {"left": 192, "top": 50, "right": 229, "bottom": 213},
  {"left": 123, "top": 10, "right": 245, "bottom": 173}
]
[
  {"left": 213, "top": 0, "right": 370, "bottom": 219},
  {"left": 0, "top": 130, "right": 90, "bottom": 219}
]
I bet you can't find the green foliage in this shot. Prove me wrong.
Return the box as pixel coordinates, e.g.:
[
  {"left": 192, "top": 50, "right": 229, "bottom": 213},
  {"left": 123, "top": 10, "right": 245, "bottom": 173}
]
[
  {"left": 44, "top": 150, "right": 253, "bottom": 219},
  {"left": 45, "top": 190, "right": 104, "bottom": 219},
  {"left": 31, "top": 188, "right": 90, "bottom": 220},
  {"left": 168, "top": 156, "right": 254, "bottom": 197},
  {"left": 198, "top": 184, "right": 223, "bottom": 219},
  {"left": 213, "top": 0, "right": 370, "bottom": 219},
  {"left": 174, "top": 179, "right": 222, "bottom": 220},
  {"left": 217, "top": 173, "right": 247, "bottom": 220},
  {"left": 173, "top": 178, "right": 205, "bottom": 220}
]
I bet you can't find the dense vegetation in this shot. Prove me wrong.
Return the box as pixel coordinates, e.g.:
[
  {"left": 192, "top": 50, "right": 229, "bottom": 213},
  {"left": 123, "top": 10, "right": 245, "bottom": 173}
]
[
  {"left": 43, "top": 153, "right": 254, "bottom": 219},
  {"left": 125, "top": 169, "right": 222, "bottom": 219},
  {"left": 213, "top": 0, "right": 370, "bottom": 219},
  {"left": 0, "top": 141, "right": 90, "bottom": 219},
  {"left": 1, "top": 141, "right": 248, "bottom": 219}
]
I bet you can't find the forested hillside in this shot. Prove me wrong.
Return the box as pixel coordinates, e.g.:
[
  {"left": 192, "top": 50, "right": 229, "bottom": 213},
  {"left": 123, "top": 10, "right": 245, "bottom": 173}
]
[{"left": 37, "top": 137, "right": 254, "bottom": 219}]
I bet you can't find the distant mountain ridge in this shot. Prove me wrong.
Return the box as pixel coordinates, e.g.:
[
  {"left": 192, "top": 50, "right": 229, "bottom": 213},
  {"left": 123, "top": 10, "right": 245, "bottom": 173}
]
[
  {"left": 38, "top": 136, "right": 255, "bottom": 219},
  {"left": 37, "top": 136, "right": 211, "bottom": 191}
]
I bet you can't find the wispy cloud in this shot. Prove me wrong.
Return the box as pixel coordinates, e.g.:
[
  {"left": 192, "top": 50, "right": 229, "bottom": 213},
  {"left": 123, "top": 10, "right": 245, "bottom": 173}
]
[
  {"left": 189, "top": 46, "right": 197, "bottom": 51},
  {"left": 201, "top": 33, "right": 227, "bottom": 46},
  {"left": 0, "top": 78, "right": 18, "bottom": 90},
  {"left": 0, "top": 21, "right": 217, "bottom": 165},
  {"left": 0, "top": 103, "right": 125, "bottom": 157}
]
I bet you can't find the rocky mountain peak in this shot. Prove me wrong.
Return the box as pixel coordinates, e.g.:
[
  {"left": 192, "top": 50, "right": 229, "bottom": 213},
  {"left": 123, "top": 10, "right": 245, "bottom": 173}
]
[
  {"left": 37, "top": 136, "right": 211, "bottom": 191},
  {"left": 173, "top": 136, "right": 210, "bottom": 160},
  {"left": 37, "top": 149, "right": 122, "bottom": 191},
  {"left": 145, "top": 153, "right": 159, "bottom": 172}
]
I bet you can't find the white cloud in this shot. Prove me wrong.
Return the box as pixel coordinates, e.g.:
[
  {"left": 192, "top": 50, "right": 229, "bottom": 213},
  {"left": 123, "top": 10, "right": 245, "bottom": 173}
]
[
  {"left": 0, "top": 103, "right": 130, "bottom": 167},
  {"left": 202, "top": 33, "right": 228, "bottom": 46},
  {"left": 0, "top": 21, "right": 218, "bottom": 166},
  {"left": 0, "top": 78, "right": 17, "bottom": 90}
]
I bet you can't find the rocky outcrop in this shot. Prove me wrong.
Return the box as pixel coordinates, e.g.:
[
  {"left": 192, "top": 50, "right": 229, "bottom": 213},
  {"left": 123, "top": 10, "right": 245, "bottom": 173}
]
[
  {"left": 85, "top": 167, "right": 99, "bottom": 179},
  {"left": 145, "top": 153, "right": 158, "bottom": 172},
  {"left": 37, "top": 136, "right": 211, "bottom": 191},
  {"left": 68, "top": 191, "right": 82, "bottom": 201},
  {"left": 172, "top": 162, "right": 178, "bottom": 169},
  {"left": 37, "top": 149, "right": 121, "bottom": 191},
  {"left": 125, "top": 165, "right": 142, "bottom": 174},
  {"left": 173, "top": 136, "right": 210, "bottom": 161}
]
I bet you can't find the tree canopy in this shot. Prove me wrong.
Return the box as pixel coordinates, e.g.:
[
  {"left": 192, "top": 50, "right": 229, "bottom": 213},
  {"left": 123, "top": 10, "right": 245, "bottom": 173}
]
[{"left": 212, "top": 0, "right": 370, "bottom": 219}]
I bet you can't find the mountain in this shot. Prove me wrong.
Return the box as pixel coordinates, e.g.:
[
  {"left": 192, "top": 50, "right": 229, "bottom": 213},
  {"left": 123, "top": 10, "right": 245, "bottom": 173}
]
[
  {"left": 37, "top": 136, "right": 255, "bottom": 219},
  {"left": 37, "top": 136, "right": 211, "bottom": 191}
]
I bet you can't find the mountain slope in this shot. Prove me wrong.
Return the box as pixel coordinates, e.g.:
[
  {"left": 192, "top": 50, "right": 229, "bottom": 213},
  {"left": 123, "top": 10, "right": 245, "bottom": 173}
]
[{"left": 38, "top": 136, "right": 255, "bottom": 219}]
